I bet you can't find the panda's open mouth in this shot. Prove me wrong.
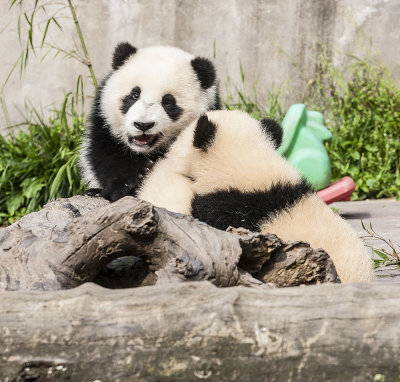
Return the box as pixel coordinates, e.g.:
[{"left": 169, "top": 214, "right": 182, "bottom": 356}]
[{"left": 129, "top": 134, "right": 159, "bottom": 147}]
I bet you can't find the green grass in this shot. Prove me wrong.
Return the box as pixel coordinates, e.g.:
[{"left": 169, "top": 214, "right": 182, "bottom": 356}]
[
  {"left": 223, "top": 63, "right": 285, "bottom": 122},
  {"left": 0, "top": 94, "right": 85, "bottom": 224}
]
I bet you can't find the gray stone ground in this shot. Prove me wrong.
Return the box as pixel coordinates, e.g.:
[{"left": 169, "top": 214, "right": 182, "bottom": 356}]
[{"left": 332, "top": 199, "right": 400, "bottom": 282}]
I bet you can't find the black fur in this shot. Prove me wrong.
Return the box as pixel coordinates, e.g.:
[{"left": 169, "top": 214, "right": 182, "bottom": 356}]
[
  {"left": 191, "top": 179, "right": 313, "bottom": 231},
  {"left": 191, "top": 57, "right": 216, "bottom": 89},
  {"left": 121, "top": 86, "right": 141, "bottom": 114},
  {"left": 79, "top": 78, "right": 167, "bottom": 202},
  {"left": 211, "top": 90, "right": 221, "bottom": 110},
  {"left": 193, "top": 115, "right": 217, "bottom": 152},
  {"left": 162, "top": 94, "right": 183, "bottom": 121},
  {"left": 260, "top": 118, "right": 283, "bottom": 149},
  {"left": 112, "top": 42, "right": 137, "bottom": 70}
]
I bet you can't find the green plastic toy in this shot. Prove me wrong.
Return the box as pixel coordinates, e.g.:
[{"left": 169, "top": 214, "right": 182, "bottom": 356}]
[{"left": 278, "top": 104, "right": 333, "bottom": 191}]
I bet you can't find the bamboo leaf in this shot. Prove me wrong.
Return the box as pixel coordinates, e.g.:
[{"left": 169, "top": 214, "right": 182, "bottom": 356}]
[
  {"left": 51, "top": 17, "right": 62, "bottom": 30},
  {"left": 66, "top": 163, "right": 73, "bottom": 191},
  {"left": 239, "top": 61, "right": 245, "bottom": 84},
  {"left": 23, "top": 12, "right": 31, "bottom": 26},
  {"left": 9, "top": 0, "right": 19, "bottom": 9},
  {"left": 28, "top": 29, "right": 33, "bottom": 51},
  {"left": 2, "top": 51, "right": 24, "bottom": 87},
  {"left": 17, "top": 14, "right": 21, "bottom": 44},
  {"left": 41, "top": 18, "right": 51, "bottom": 47},
  {"left": 49, "top": 163, "right": 67, "bottom": 200},
  {"left": 23, "top": 45, "right": 30, "bottom": 69},
  {"left": 19, "top": 49, "right": 24, "bottom": 78},
  {"left": 373, "top": 249, "right": 389, "bottom": 261},
  {"left": 75, "top": 74, "right": 84, "bottom": 110}
]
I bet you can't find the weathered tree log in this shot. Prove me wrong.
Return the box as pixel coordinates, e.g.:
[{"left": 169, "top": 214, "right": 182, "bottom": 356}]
[
  {"left": 0, "top": 196, "right": 338, "bottom": 291},
  {"left": 0, "top": 281, "right": 399, "bottom": 382}
]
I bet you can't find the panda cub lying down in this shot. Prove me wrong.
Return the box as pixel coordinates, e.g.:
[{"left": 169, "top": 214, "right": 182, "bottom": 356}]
[{"left": 138, "top": 110, "right": 375, "bottom": 283}]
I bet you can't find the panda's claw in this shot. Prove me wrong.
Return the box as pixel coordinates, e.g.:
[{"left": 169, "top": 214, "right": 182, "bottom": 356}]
[{"left": 82, "top": 188, "right": 104, "bottom": 198}]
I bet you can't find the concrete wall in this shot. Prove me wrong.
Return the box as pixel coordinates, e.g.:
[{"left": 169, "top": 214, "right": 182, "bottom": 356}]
[{"left": 0, "top": 0, "right": 399, "bottom": 132}]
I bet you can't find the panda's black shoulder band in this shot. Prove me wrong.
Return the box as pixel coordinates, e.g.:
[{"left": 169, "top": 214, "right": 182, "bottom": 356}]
[{"left": 193, "top": 115, "right": 217, "bottom": 152}]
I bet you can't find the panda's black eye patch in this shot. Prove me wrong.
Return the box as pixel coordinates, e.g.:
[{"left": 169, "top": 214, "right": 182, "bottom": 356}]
[
  {"left": 121, "top": 86, "right": 141, "bottom": 114},
  {"left": 132, "top": 88, "right": 140, "bottom": 100},
  {"left": 162, "top": 94, "right": 183, "bottom": 121},
  {"left": 162, "top": 94, "right": 175, "bottom": 107}
]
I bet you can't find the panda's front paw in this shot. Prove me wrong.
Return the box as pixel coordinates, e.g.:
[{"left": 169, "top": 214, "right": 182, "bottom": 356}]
[{"left": 107, "top": 184, "right": 137, "bottom": 202}]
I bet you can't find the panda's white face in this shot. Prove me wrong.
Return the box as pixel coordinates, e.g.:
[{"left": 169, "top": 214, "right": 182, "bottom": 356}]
[{"left": 101, "top": 46, "right": 217, "bottom": 153}]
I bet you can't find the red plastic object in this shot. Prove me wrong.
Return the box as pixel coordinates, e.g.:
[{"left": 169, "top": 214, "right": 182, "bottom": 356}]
[{"left": 317, "top": 176, "right": 356, "bottom": 204}]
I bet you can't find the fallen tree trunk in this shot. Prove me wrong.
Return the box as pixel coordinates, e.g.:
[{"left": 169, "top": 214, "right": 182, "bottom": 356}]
[
  {"left": 0, "top": 196, "right": 338, "bottom": 291},
  {"left": 1, "top": 281, "right": 399, "bottom": 382}
]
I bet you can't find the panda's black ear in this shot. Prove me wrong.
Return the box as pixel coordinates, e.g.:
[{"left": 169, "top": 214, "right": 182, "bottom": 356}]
[
  {"left": 191, "top": 57, "right": 216, "bottom": 89},
  {"left": 193, "top": 115, "right": 217, "bottom": 152},
  {"left": 260, "top": 118, "right": 283, "bottom": 149},
  {"left": 112, "top": 42, "right": 137, "bottom": 70}
]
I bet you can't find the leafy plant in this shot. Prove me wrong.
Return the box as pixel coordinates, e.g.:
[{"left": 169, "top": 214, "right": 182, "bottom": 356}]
[
  {"left": 303, "top": 51, "right": 400, "bottom": 200},
  {"left": 0, "top": 0, "right": 94, "bottom": 225},
  {"left": 372, "top": 360, "right": 400, "bottom": 382},
  {"left": 6, "top": 0, "right": 97, "bottom": 89},
  {"left": 0, "top": 94, "right": 85, "bottom": 225},
  {"left": 361, "top": 220, "right": 400, "bottom": 268}
]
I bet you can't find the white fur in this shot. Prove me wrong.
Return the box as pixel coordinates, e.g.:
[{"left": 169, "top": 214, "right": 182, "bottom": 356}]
[
  {"left": 77, "top": 138, "right": 100, "bottom": 188},
  {"left": 138, "top": 126, "right": 196, "bottom": 214},
  {"left": 138, "top": 158, "right": 194, "bottom": 215},
  {"left": 261, "top": 194, "right": 374, "bottom": 283},
  {"left": 139, "top": 110, "right": 375, "bottom": 283}
]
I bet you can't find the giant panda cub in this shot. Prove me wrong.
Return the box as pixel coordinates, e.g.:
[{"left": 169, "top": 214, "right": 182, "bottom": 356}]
[
  {"left": 78, "top": 42, "right": 219, "bottom": 201},
  {"left": 138, "top": 110, "right": 375, "bottom": 283}
]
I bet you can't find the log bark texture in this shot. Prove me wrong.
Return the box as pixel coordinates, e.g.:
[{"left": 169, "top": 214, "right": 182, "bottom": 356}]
[
  {"left": 0, "top": 196, "right": 338, "bottom": 291},
  {"left": 0, "top": 281, "right": 399, "bottom": 382}
]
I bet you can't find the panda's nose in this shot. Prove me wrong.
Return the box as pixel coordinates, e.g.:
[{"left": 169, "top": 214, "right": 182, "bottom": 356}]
[{"left": 134, "top": 121, "right": 155, "bottom": 132}]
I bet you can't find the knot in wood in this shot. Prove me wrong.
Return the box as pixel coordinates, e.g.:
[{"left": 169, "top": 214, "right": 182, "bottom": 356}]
[{"left": 125, "top": 203, "right": 157, "bottom": 238}]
